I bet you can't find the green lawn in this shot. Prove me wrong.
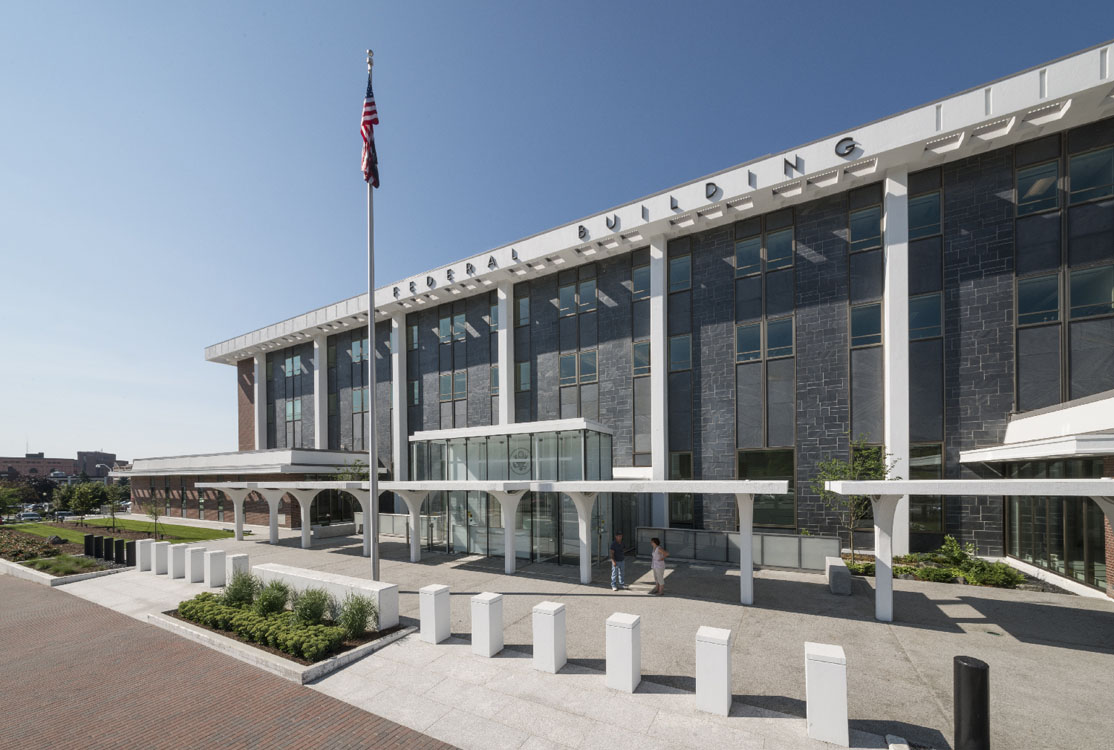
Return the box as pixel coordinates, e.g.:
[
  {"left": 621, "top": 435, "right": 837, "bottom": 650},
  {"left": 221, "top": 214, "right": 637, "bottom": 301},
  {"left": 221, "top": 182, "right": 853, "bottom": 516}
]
[{"left": 13, "top": 520, "right": 233, "bottom": 544}]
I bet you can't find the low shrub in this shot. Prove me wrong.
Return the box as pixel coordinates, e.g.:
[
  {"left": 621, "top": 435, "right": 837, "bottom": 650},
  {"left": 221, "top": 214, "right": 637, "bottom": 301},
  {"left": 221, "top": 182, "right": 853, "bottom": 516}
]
[
  {"left": 0, "top": 529, "right": 62, "bottom": 562},
  {"left": 254, "top": 580, "right": 291, "bottom": 617},
  {"left": 22, "top": 554, "right": 103, "bottom": 576},
  {"left": 178, "top": 592, "right": 345, "bottom": 662},
  {"left": 915, "top": 566, "right": 957, "bottom": 583},
  {"left": 222, "top": 571, "right": 261, "bottom": 608},
  {"left": 292, "top": 587, "right": 332, "bottom": 626},
  {"left": 337, "top": 593, "right": 378, "bottom": 640},
  {"left": 960, "top": 558, "right": 1025, "bottom": 588},
  {"left": 846, "top": 561, "right": 875, "bottom": 576},
  {"left": 893, "top": 564, "right": 917, "bottom": 578}
]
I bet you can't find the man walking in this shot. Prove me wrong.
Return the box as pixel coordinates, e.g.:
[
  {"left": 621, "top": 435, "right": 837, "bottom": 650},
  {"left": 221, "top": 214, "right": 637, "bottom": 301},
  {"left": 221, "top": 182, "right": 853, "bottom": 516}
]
[{"left": 609, "top": 531, "right": 627, "bottom": 591}]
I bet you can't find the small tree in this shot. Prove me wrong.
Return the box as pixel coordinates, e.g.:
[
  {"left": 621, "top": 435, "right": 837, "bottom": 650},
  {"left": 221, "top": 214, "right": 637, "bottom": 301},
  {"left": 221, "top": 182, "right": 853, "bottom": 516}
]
[
  {"left": 336, "top": 458, "right": 370, "bottom": 482},
  {"left": 0, "top": 487, "right": 21, "bottom": 521},
  {"left": 52, "top": 484, "right": 76, "bottom": 514},
  {"left": 810, "top": 436, "right": 896, "bottom": 562},
  {"left": 70, "top": 483, "right": 108, "bottom": 526},
  {"left": 146, "top": 504, "right": 162, "bottom": 540}
]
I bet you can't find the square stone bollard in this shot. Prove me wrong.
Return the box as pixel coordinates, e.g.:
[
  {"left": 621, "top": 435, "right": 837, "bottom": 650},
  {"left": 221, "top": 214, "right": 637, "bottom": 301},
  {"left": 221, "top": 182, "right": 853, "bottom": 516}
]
[
  {"left": 471, "top": 592, "right": 504, "bottom": 657},
  {"left": 136, "top": 539, "right": 153, "bottom": 571},
  {"left": 84, "top": 534, "right": 94, "bottom": 557},
  {"left": 104, "top": 538, "right": 116, "bottom": 562},
  {"left": 606, "top": 613, "right": 641, "bottom": 693},
  {"left": 93, "top": 536, "right": 104, "bottom": 559},
  {"left": 153, "top": 541, "right": 170, "bottom": 574},
  {"left": 532, "top": 601, "right": 566, "bottom": 674},
  {"left": 186, "top": 546, "right": 206, "bottom": 583},
  {"left": 205, "top": 550, "right": 226, "bottom": 588},
  {"left": 826, "top": 557, "right": 852, "bottom": 596},
  {"left": 169, "top": 544, "right": 186, "bottom": 579},
  {"left": 114, "top": 539, "right": 126, "bottom": 564},
  {"left": 227, "top": 553, "right": 249, "bottom": 579},
  {"left": 695, "top": 626, "right": 734, "bottom": 716},
  {"left": 805, "top": 642, "right": 849, "bottom": 747},
  {"left": 419, "top": 584, "right": 450, "bottom": 644}
]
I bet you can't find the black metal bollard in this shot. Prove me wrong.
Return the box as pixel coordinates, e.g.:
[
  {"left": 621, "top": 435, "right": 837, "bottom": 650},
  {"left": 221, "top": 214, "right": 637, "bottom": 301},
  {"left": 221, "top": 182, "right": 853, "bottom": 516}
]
[
  {"left": 954, "top": 655, "right": 990, "bottom": 750},
  {"left": 115, "top": 539, "right": 126, "bottom": 564},
  {"left": 104, "top": 538, "right": 115, "bottom": 562},
  {"left": 84, "top": 534, "right": 94, "bottom": 557},
  {"left": 125, "top": 540, "right": 136, "bottom": 567},
  {"left": 93, "top": 536, "right": 104, "bottom": 559}
]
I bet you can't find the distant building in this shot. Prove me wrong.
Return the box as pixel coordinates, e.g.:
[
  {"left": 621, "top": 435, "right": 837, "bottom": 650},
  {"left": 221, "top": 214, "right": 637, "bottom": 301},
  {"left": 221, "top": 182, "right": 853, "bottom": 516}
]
[{"left": 2, "top": 451, "right": 121, "bottom": 482}]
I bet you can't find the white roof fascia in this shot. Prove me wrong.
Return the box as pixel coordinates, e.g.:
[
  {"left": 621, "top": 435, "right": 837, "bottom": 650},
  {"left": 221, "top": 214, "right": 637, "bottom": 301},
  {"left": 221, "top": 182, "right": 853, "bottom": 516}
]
[
  {"left": 960, "top": 433, "right": 1114, "bottom": 464},
  {"left": 204, "top": 43, "right": 1114, "bottom": 367},
  {"left": 200, "top": 479, "right": 789, "bottom": 495},
  {"left": 827, "top": 478, "right": 1114, "bottom": 497},
  {"left": 123, "top": 449, "right": 363, "bottom": 477},
  {"left": 409, "top": 418, "right": 613, "bottom": 441},
  {"left": 1002, "top": 392, "right": 1114, "bottom": 444}
]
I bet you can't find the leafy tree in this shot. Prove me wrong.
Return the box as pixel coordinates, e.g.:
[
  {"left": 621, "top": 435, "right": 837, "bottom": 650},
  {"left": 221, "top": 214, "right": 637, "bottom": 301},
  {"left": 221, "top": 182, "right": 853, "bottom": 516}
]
[
  {"left": 810, "top": 436, "right": 897, "bottom": 562},
  {"left": 147, "top": 503, "right": 162, "bottom": 540},
  {"left": 103, "top": 484, "right": 131, "bottom": 531},
  {"left": 52, "top": 483, "right": 76, "bottom": 513},
  {"left": 336, "top": 458, "right": 370, "bottom": 481},
  {"left": 0, "top": 487, "right": 22, "bottom": 520},
  {"left": 70, "top": 483, "right": 109, "bottom": 524}
]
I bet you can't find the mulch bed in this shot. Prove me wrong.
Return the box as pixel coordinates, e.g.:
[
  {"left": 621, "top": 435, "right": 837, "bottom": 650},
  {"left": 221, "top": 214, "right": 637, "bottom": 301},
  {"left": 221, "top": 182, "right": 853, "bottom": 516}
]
[
  {"left": 0, "top": 527, "right": 86, "bottom": 557},
  {"left": 164, "top": 610, "right": 403, "bottom": 666}
]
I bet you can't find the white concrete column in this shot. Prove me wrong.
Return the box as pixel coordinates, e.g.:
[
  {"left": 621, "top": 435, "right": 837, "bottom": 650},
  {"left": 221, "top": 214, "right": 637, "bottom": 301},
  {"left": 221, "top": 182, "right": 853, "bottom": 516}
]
[
  {"left": 288, "top": 490, "right": 314, "bottom": 549},
  {"left": 1092, "top": 497, "right": 1114, "bottom": 530},
  {"left": 313, "top": 335, "right": 328, "bottom": 449},
  {"left": 695, "top": 626, "right": 733, "bottom": 716},
  {"left": 397, "top": 490, "right": 428, "bottom": 563},
  {"left": 350, "top": 489, "right": 373, "bottom": 559},
  {"left": 261, "top": 491, "right": 281, "bottom": 544},
  {"left": 568, "top": 492, "right": 596, "bottom": 585},
  {"left": 205, "top": 550, "right": 226, "bottom": 588},
  {"left": 419, "top": 584, "right": 451, "bottom": 644},
  {"left": 648, "top": 235, "right": 668, "bottom": 527},
  {"left": 390, "top": 314, "right": 408, "bottom": 480},
  {"left": 871, "top": 494, "right": 901, "bottom": 622},
  {"left": 496, "top": 282, "right": 513, "bottom": 424},
  {"left": 883, "top": 170, "right": 911, "bottom": 557},
  {"left": 805, "top": 642, "right": 850, "bottom": 747},
  {"left": 532, "top": 601, "right": 567, "bottom": 673},
  {"left": 136, "top": 539, "right": 153, "bottom": 572},
  {"left": 471, "top": 592, "right": 504, "bottom": 657},
  {"left": 606, "top": 613, "right": 641, "bottom": 693},
  {"left": 221, "top": 489, "right": 250, "bottom": 541},
  {"left": 492, "top": 490, "right": 523, "bottom": 574},
  {"left": 735, "top": 493, "right": 755, "bottom": 605},
  {"left": 253, "top": 353, "right": 266, "bottom": 450}
]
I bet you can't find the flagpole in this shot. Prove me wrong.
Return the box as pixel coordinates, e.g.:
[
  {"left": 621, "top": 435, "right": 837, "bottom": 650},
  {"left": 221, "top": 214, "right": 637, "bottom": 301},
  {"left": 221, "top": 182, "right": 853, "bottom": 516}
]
[{"left": 366, "top": 48, "right": 380, "bottom": 581}]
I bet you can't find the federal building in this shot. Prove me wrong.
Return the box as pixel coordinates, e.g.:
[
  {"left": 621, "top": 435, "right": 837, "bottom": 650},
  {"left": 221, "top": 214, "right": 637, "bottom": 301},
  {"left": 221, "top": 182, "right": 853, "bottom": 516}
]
[{"left": 121, "top": 42, "right": 1114, "bottom": 598}]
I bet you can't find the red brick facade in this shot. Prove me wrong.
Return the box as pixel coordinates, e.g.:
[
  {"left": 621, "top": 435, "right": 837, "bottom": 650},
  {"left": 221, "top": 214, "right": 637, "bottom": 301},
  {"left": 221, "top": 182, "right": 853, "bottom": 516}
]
[
  {"left": 129, "top": 474, "right": 308, "bottom": 529},
  {"left": 237, "top": 358, "right": 256, "bottom": 452}
]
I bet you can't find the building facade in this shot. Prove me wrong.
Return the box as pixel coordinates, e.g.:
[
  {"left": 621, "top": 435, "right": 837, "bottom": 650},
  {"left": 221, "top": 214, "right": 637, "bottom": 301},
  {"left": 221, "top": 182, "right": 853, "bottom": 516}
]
[{"left": 135, "top": 43, "right": 1114, "bottom": 596}]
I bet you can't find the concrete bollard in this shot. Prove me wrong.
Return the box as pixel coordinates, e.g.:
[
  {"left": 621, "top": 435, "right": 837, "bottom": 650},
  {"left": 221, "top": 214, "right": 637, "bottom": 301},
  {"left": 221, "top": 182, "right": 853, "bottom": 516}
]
[
  {"left": 532, "top": 601, "right": 566, "bottom": 674},
  {"left": 419, "top": 584, "right": 450, "bottom": 644},
  {"left": 826, "top": 556, "right": 852, "bottom": 596},
  {"left": 470, "top": 592, "right": 504, "bottom": 657},
  {"left": 186, "top": 546, "right": 206, "bottom": 583},
  {"left": 205, "top": 550, "right": 226, "bottom": 588},
  {"left": 606, "top": 613, "right": 641, "bottom": 693},
  {"left": 695, "top": 626, "right": 733, "bottom": 716},
  {"left": 805, "top": 642, "right": 849, "bottom": 747},
  {"left": 169, "top": 544, "right": 186, "bottom": 579},
  {"left": 153, "top": 541, "right": 170, "bottom": 575},
  {"left": 227, "top": 553, "right": 249, "bottom": 579},
  {"left": 136, "top": 539, "right": 153, "bottom": 572}
]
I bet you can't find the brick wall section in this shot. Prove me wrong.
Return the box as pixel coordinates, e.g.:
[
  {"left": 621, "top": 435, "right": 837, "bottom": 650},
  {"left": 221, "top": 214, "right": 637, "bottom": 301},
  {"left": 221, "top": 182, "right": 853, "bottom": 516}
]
[
  {"left": 128, "top": 473, "right": 309, "bottom": 527},
  {"left": 942, "top": 147, "right": 1016, "bottom": 556},
  {"left": 597, "top": 253, "right": 634, "bottom": 466},
  {"left": 691, "top": 223, "right": 738, "bottom": 530},
  {"left": 236, "top": 358, "right": 255, "bottom": 451},
  {"left": 794, "top": 192, "right": 852, "bottom": 539}
]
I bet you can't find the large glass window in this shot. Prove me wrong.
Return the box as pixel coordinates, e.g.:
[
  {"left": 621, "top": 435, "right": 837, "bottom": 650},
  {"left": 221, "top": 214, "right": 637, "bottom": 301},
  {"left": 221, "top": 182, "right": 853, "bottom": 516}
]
[
  {"left": 558, "top": 284, "right": 577, "bottom": 317},
  {"left": 578, "top": 279, "right": 597, "bottom": 313},
  {"left": 406, "top": 323, "right": 419, "bottom": 350},
  {"left": 439, "top": 315, "right": 452, "bottom": 344},
  {"left": 737, "top": 449, "right": 795, "bottom": 527},
  {"left": 515, "top": 361, "right": 531, "bottom": 392},
  {"left": 489, "top": 365, "right": 499, "bottom": 395},
  {"left": 669, "top": 334, "right": 691, "bottom": 371},
  {"left": 909, "top": 445, "right": 943, "bottom": 533},
  {"left": 452, "top": 313, "right": 466, "bottom": 342},
  {"left": 1069, "top": 147, "right": 1114, "bottom": 204},
  {"left": 439, "top": 373, "right": 452, "bottom": 401},
  {"left": 632, "top": 265, "right": 650, "bottom": 300},
  {"left": 668, "top": 452, "right": 693, "bottom": 527},
  {"left": 909, "top": 192, "right": 941, "bottom": 239},
  {"left": 766, "top": 318, "right": 793, "bottom": 358},
  {"left": 669, "top": 255, "right": 691, "bottom": 293},
  {"left": 452, "top": 371, "right": 467, "bottom": 400},
  {"left": 632, "top": 341, "right": 650, "bottom": 376},
  {"left": 407, "top": 380, "right": 419, "bottom": 406},
  {"left": 579, "top": 350, "right": 597, "bottom": 384},
  {"left": 1069, "top": 265, "right": 1114, "bottom": 318},
  {"left": 765, "top": 229, "right": 793, "bottom": 270},
  {"left": 515, "top": 295, "right": 529, "bottom": 327},
  {"left": 735, "top": 323, "right": 760, "bottom": 362},
  {"left": 850, "top": 303, "right": 882, "bottom": 347},
  {"left": 909, "top": 293, "right": 942, "bottom": 339},
  {"left": 1017, "top": 161, "right": 1059, "bottom": 215},
  {"left": 559, "top": 353, "right": 577, "bottom": 386},
  {"left": 849, "top": 206, "right": 882, "bottom": 252},
  {"left": 1018, "top": 274, "right": 1060, "bottom": 325},
  {"left": 734, "top": 237, "right": 761, "bottom": 277}
]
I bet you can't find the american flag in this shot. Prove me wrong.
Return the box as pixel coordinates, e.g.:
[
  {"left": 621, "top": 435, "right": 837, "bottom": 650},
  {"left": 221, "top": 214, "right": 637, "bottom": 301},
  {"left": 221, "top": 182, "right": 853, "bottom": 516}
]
[{"left": 361, "top": 74, "right": 380, "bottom": 187}]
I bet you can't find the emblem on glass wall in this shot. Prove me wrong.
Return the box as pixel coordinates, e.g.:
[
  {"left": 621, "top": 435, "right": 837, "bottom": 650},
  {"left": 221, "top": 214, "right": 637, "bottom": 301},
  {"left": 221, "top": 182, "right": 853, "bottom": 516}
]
[{"left": 511, "top": 448, "right": 530, "bottom": 475}]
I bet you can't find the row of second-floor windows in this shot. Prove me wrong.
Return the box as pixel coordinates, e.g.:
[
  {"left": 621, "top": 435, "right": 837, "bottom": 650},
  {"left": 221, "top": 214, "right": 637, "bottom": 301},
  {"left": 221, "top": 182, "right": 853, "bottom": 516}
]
[
  {"left": 1017, "top": 145, "right": 1114, "bottom": 216},
  {"left": 1017, "top": 265, "right": 1114, "bottom": 326},
  {"left": 735, "top": 318, "right": 794, "bottom": 362},
  {"left": 558, "top": 351, "right": 598, "bottom": 386},
  {"left": 438, "top": 313, "right": 467, "bottom": 344},
  {"left": 438, "top": 371, "right": 468, "bottom": 401},
  {"left": 558, "top": 279, "right": 597, "bottom": 316}
]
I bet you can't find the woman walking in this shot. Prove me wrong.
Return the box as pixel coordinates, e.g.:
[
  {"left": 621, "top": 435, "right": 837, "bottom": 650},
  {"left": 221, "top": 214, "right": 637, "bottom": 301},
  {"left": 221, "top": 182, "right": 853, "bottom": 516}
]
[{"left": 649, "top": 537, "right": 668, "bottom": 596}]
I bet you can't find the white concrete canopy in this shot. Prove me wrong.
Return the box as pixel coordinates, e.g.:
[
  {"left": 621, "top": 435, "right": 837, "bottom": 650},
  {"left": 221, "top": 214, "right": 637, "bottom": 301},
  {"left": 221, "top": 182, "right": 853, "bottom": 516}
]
[{"left": 826, "top": 479, "right": 1114, "bottom": 622}]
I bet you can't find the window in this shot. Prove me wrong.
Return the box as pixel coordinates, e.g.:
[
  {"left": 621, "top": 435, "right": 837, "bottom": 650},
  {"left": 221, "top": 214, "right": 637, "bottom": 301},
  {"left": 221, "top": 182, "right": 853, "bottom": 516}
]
[
  {"left": 452, "top": 371, "right": 467, "bottom": 400},
  {"left": 850, "top": 303, "right": 882, "bottom": 347},
  {"left": 632, "top": 341, "right": 650, "bottom": 376},
  {"left": 579, "top": 350, "right": 597, "bottom": 384},
  {"left": 328, "top": 392, "right": 338, "bottom": 415},
  {"left": 351, "top": 388, "right": 368, "bottom": 414},
  {"left": 632, "top": 264, "right": 650, "bottom": 300},
  {"left": 285, "top": 399, "right": 302, "bottom": 422},
  {"left": 909, "top": 192, "right": 941, "bottom": 239},
  {"left": 490, "top": 365, "right": 499, "bottom": 395},
  {"left": 559, "top": 353, "right": 577, "bottom": 386},
  {"left": 283, "top": 354, "right": 301, "bottom": 377},
  {"left": 736, "top": 323, "right": 760, "bottom": 362},
  {"left": 668, "top": 452, "right": 694, "bottom": 526},
  {"left": 1069, "top": 147, "right": 1114, "bottom": 204},
  {"left": 766, "top": 318, "right": 793, "bottom": 358},
  {"left": 406, "top": 323, "right": 419, "bottom": 350},
  {"left": 734, "top": 237, "right": 761, "bottom": 277},
  {"left": 1018, "top": 274, "right": 1060, "bottom": 325},
  {"left": 452, "top": 313, "right": 466, "bottom": 342},
  {"left": 909, "top": 445, "right": 944, "bottom": 533},
  {"left": 738, "top": 449, "right": 795, "bottom": 527},
  {"left": 669, "top": 334, "right": 691, "bottom": 371},
  {"left": 439, "top": 314, "right": 452, "bottom": 344},
  {"left": 578, "top": 279, "right": 597, "bottom": 313},
  {"left": 909, "top": 293, "right": 942, "bottom": 338},
  {"left": 407, "top": 380, "right": 419, "bottom": 406},
  {"left": 1070, "top": 265, "right": 1114, "bottom": 318},
  {"left": 765, "top": 229, "right": 793, "bottom": 270},
  {"left": 849, "top": 206, "right": 882, "bottom": 252},
  {"left": 1017, "top": 161, "right": 1059, "bottom": 215},
  {"left": 327, "top": 342, "right": 337, "bottom": 367},
  {"left": 439, "top": 373, "right": 453, "bottom": 401},
  {"left": 515, "top": 361, "right": 531, "bottom": 392},
  {"left": 515, "top": 296, "right": 530, "bottom": 327},
  {"left": 558, "top": 284, "right": 577, "bottom": 317},
  {"left": 668, "top": 255, "right": 691, "bottom": 293},
  {"left": 489, "top": 302, "right": 498, "bottom": 331}
]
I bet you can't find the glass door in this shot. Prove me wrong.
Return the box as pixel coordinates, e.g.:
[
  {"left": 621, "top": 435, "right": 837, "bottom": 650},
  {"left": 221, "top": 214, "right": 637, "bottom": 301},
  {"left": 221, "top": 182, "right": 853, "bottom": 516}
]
[
  {"left": 532, "top": 492, "right": 558, "bottom": 563},
  {"left": 467, "top": 491, "right": 487, "bottom": 555},
  {"left": 449, "top": 491, "right": 468, "bottom": 553}
]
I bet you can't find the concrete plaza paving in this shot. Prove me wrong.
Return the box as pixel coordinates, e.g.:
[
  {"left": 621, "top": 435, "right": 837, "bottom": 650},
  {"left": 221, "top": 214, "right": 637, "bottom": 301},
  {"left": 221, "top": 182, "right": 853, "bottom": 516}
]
[{"left": 63, "top": 524, "right": 1114, "bottom": 749}]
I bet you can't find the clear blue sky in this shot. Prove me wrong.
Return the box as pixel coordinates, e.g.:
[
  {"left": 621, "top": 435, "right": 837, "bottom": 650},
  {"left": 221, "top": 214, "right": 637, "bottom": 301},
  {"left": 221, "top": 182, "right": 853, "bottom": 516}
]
[{"left": 2, "top": 2, "right": 1112, "bottom": 462}]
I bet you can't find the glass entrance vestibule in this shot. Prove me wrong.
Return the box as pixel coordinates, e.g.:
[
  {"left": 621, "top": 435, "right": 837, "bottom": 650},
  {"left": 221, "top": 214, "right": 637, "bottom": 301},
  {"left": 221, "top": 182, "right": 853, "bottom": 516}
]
[{"left": 408, "top": 420, "right": 642, "bottom": 565}]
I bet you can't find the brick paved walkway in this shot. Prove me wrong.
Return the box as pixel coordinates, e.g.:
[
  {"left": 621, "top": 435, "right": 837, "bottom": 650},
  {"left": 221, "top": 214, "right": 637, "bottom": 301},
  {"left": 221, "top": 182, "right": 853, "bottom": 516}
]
[{"left": 0, "top": 576, "right": 455, "bottom": 750}]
